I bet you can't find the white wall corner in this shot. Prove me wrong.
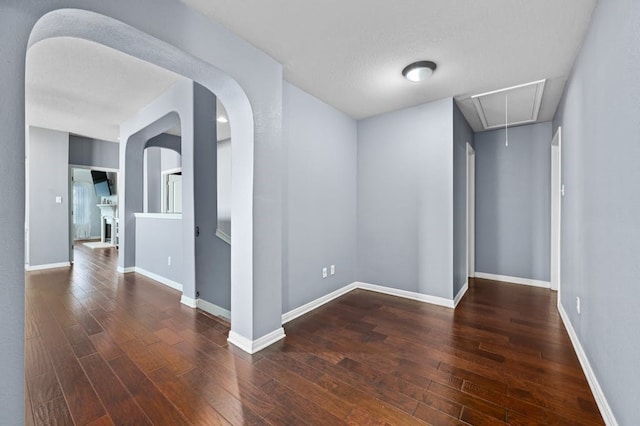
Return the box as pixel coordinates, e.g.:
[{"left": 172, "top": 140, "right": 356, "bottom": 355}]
[
  {"left": 282, "top": 283, "right": 358, "bottom": 324},
  {"left": 117, "top": 266, "right": 136, "bottom": 274},
  {"left": 454, "top": 281, "right": 468, "bottom": 307},
  {"left": 197, "top": 298, "right": 231, "bottom": 320},
  {"left": 180, "top": 295, "right": 197, "bottom": 308},
  {"left": 474, "top": 272, "right": 550, "bottom": 289},
  {"left": 355, "top": 282, "right": 455, "bottom": 309},
  {"left": 25, "top": 262, "right": 71, "bottom": 272},
  {"left": 228, "top": 327, "right": 285, "bottom": 354},
  {"left": 558, "top": 304, "right": 618, "bottom": 426}
]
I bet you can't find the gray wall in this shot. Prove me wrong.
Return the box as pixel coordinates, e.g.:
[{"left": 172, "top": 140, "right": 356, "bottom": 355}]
[
  {"left": 453, "top": 102, "right": 473, "bottom": 295},
  {"left": 2, "top": 2, "right": 284, "bottom": 422},
  {"left": 217, "top": 138, "right": 231, "bottom": 235},
  {"left": 135, "top": 216, "right": 183, "bottom": 284},
  {"left": 282, "top": 82, "right": 357, "bottom": 312},
  {"left": 552, "top": 0, "right": 640, "bottom": 422},
  {"left": 27, "top": 126, "right": 70, "bottom": 267},
  {"left": 357, "top": 98, "right": 454, "bottom": 299},
  {"left": 161, "top": 146, "right": 182, "bottom": 171},
  {"left": 69, "top": 135, "right": 119, "bottom": 169},
  {"left": 144, "top": 147, "right": 162, "bottom": 213},
  {"left": 148, "top": 132, "right": 181, "bottom": 155},
  {"left": 193, "top": 83, "right": 231, "bottom": 311},
  {"left": 474, "top": 122, "right": 551, "bottom": 282}
]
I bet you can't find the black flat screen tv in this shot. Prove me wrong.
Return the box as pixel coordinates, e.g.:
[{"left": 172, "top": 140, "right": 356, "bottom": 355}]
[{"left": 91, "top": 171, "right": 113, "bottom": 198}]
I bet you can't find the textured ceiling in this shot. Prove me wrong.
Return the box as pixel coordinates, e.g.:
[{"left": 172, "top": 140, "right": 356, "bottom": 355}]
[
  {"left": 182, "top": 0, "right": 597, "bottom": 130},
  {"left": 27, "top": 37, "right": 182, "bottom": 142},
  {"left": 26, "top": 37, "right": 231, "bottom": 143},
  {"left": 26, "top": 2, "right": 597, "bottom": 137}
]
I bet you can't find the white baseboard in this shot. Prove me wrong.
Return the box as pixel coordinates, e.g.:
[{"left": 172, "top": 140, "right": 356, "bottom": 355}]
[
  {"left": 558, "top": 304, "right": 618, "bottom": 425},
  {"left": 282, "top": 283, "right": 357, "bottom": 324},
  {"left": 197, "top": 298, "right": 231, "bottom": 320},
  {"left": 180, "top": 295, "right": 197, "bottom": 308},
  {"left": 134, "top": 267, "right": 183, "bottom": 292},
  {"left": 474, "top": 272, "right": 550, "bottom": 289},
  {"left": 356, "top": 282, "right": 456, "bottom": 308},
  {"left": 228, "top": 327, "right": 285, "bottom": 354},
  {"left": 215, "top": 229, "right": 231, "bottom": 245},
  {"left": 25, "top": 262, "right": 71, "bottom": 271},
  {"left": 454, "top": 281, "right": 468, "bottom": 307},
  {"left": 281, "top": 281, "right": 460, "bottom": 325},
  {"left": 117, "top": 266, "right": 135, "bottom": 274}
]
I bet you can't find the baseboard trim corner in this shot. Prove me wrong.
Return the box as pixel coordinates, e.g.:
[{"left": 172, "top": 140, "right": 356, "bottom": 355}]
[
  {"left": 197, "top": 299, "right": 231, "bottom": 320},
  {"left": 282, "top": 283, "right": 357, "bottom": 324},
  {"left": 355, "top": 282, "right": 455, "bottom": 309},
  {"left": 134, "top": 267, "right": 183, "bottom": 292},
  {"left": 474, "top": 272, "right": 550, "bottom": 289},
  {"left": 117, "top": 266, "right": 135, "bottom": 274},
  {"left": 180, "top": 295, "right": 197, "bottom": 308},
  {"left": 25, "top": 262, "right": 71, "bottom": 271},
  {"left": 454, "top": 281, "right": 469, "bottom": 307},
  {"left": 558, "top": 304, "right": 618, "bottom": 425},
  {"left": 228, "top": 327, "right": 285, "bottom": 354}
]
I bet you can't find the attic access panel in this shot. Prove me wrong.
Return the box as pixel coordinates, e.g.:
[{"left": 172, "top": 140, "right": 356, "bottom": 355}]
[{"left": 471, "top": 80, "right": 546, "bottom": 130}]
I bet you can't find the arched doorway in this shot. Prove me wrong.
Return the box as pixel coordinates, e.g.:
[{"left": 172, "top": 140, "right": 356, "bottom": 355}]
[{"left": 26, "top": 8, "right": 284, "bottom": 351}]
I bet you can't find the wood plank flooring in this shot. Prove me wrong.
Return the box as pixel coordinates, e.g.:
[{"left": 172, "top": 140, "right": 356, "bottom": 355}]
[{"left": 25, "top": 244, "right": 604, "bottom": 425}]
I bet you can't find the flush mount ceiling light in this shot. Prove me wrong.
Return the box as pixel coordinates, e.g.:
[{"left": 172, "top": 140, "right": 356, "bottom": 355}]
[
  {"left": 217, "top": 116, "right": 228, "bottom": 123},
  {"left": 402, "top": 60, "right": 437, "bottom": 82}
]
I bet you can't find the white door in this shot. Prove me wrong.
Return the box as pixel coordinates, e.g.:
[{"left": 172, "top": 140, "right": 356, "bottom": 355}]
[
  {"left": 167, "top": 174, "right": 182, "bottom": 213},
  {"left": 550, "top": 128, "right": 562, "bottom": 293}
]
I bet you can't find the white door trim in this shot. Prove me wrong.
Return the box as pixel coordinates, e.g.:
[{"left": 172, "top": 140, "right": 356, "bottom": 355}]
[
  {"left": 466, "top": 142, "right": 475, "bottom": 279},
  {"left": 551, "top": 127, "right": 562, "bottom": 295},
  {"left": 161, "top": 167, "right": 182, "bottom": 213}
]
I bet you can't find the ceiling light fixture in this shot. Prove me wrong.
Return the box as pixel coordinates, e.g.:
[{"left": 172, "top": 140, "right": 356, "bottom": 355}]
[
  {"left": 217, "top": 116, "right": 228, "bottom": 123},
  {"left": 402, "top": 60, "right": 437, "bottom": 82}
]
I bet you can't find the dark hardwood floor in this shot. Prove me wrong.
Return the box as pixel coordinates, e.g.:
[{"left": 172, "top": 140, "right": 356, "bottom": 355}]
[{"left": 25, "top": 244, "right": 604, "bottom": 425}]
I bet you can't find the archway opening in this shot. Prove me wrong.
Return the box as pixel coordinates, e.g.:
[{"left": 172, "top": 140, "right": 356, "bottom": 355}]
[{"left": 26, "top": 8, "right": 261, "bottom": 347}]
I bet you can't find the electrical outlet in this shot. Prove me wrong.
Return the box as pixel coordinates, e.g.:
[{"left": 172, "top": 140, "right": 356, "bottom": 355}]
[
  {"left": 322, "top": 267, "right": 328, "bottom": 278},
  {"left": 330, "top": 264, "right": 335, "bottom": 275},
  {"left": 167, "top": 256, "right": 172, "bottom": 266},
  {"left": 576, "top": 296, "right": 581, "bottom": 314}
]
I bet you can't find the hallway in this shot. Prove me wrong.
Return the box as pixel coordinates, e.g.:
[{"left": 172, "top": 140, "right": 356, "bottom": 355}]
[{"left": 25, "top": 245, "right": 603, "bottom": 424}]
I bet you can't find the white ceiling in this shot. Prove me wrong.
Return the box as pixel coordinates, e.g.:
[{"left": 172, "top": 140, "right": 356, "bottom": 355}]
[
  {"left": 26, "top": 37, "right": 231, "bottom": 143},
  {"left": 26, "top": 1, "right": 597, "bottom": 138},
  {"left": 182, "top": 0, "right": 597, "bottom": 130}
]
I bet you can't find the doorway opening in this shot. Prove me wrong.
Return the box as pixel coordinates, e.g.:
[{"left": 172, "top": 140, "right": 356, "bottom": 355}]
[
  {"left": 26, "top": 16, "right": 238, "bottom": 325},
  {"left": 69, "top": 166, "right": 119, "bottom": 263},
  {"left": 26, "top": 7, "right": 273, "bottom": 356}
]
